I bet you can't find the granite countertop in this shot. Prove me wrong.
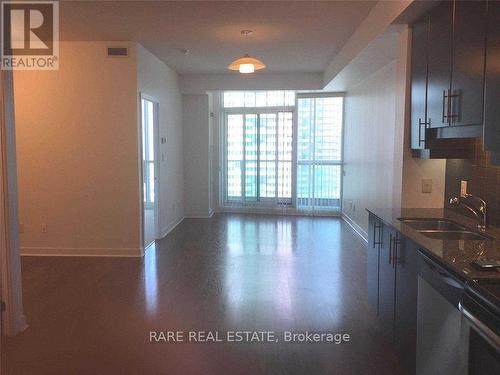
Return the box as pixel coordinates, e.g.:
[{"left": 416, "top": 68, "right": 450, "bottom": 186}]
[{"left": 366, "top": 207, "right": 500, "bottom": 281}]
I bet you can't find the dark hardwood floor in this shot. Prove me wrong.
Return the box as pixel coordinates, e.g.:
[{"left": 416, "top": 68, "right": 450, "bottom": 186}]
[{"left": 2, "top": 213, "right": 405, "bottom": 375}]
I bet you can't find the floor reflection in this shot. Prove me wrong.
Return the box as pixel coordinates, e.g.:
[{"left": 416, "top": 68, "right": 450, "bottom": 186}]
[
  {"left": 144, "top": 242, "right": 158, "bottom": 315},
  {"left": 8, "top": 213, "right": 405, "bottom": 375},
  {"left": 223, "top": 215, "right": 343, "bottom": 327}
]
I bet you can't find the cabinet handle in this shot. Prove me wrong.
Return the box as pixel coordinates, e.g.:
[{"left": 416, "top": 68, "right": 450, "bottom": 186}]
[
  {"left": 373, "top": 224, "right": 377, "bottom": 249},
  {"left": 392, "top": 235, "right": 401, "bottom": 268},
  {"left": 373, "top": 222, "right": 383, "bottom": 248},
  {"left": 389, "top": 233, "right": 393, "bottom": 264},
  {"left": 418, "top": 118, "right": 429, "bottom": 146},
  {"left": 442, "top": 90, "right": 448, "bottom": 123},
  {"left": 442, "top": 89, "right": 460, "bottom": 125},
  {"left": 448, "top": 89, "right": 461, "bottom": 123}
]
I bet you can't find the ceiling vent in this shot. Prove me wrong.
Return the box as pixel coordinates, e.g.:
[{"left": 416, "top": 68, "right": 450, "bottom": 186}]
[{"left": 107, "top": 47, "right": 129, "bottom": 57}]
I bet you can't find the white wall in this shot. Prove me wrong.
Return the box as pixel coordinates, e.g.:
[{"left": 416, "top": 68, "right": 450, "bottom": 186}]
[
  {"left": 14, "top": 41, "right": 142, "bottom": 256},
  {"left": 400, "top": 29, "right": 446, "bottom": 208},
  {"left": 182, "top": 94, "right": 211, "bottom": 218},
  {"left": 342, "top": 27, "right": 446, "bottom": 236},
  {"left": 180, "top": 72, "right": 323, "bottom": 94},
  {"left": 137, "top": 44, "right": 185, "bottom": 237},
  {"left": 342, "top": 61, "right": 399, "bottom": 236}
]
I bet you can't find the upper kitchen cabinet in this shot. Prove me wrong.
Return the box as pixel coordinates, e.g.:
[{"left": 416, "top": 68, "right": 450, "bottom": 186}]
[
  {"left": 410, "top": 14, "right": 430, "bottom": 150},
  {"left": 411, "top": 0, "right": 487, "bottom": 152},
  {"left": 450, "top": 0, "right": 487, "bottom": 128},
  {"left": 426, "top": 1, "right": 453, "bottom": 129},
  {"left": 427, "top": 0, "right": 487, "bottom": 129},
  {"left": 484, "top": 0, "right": 500, "bottom": 153}
]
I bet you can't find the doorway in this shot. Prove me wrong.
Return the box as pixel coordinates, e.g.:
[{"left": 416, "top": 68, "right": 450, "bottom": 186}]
[{"left": 140, "top": 95, "right": 160, "bottom": 247}]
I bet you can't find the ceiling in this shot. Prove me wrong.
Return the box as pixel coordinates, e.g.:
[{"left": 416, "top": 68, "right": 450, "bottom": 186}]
[{"left": 59, "top": 1, "right": 377, "bottom": 74}]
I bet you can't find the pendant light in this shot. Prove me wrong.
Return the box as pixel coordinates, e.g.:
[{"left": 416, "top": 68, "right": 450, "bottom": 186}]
[
  {"left": 228, "top": 30, "right": 266, "bottom": 74},
  {"left": 228, "top": 54, "right": 266, "bottom": 74}
]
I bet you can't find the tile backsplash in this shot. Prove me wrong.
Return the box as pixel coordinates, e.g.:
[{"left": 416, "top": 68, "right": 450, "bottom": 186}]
[{"left": 445, "top": 139, "right": 500, "bottom": 228}]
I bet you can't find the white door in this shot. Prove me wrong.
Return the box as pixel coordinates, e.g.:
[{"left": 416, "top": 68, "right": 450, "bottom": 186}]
[{"left": 141, "top": 95, "right": 160, "bottom": 247}]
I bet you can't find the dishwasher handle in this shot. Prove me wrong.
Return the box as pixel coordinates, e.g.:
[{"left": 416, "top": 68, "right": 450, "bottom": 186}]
[
  {"left": 459, "top": 301, "right": 500, "bottom": 350},
  {"left": 419, "top": 250, "right": 463, "bottom": 290}
]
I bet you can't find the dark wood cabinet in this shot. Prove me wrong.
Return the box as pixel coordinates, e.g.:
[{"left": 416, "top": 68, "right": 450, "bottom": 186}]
[
  {"left": 450, "top": 0, "right": 487, "bottom": 127},
  {"left": 378, "top": 226, "right": 396, "bottom": 340},
  {"left": 410, "top": 0, "right": 488, "bottom": 152},
  {"left": 410, "top": 14, "right": 430, "bottom": 149},
  {"left": 394, "top": 237, "right": 418, "bottom": 375},
  {"left": 367, "top": 215, "right": 382, "bottom": 314},
  {"left": 426, "top": 1, "right": 453, "bottom": 129},
  {"left": 367, "top": 213, "right": 418, "bottom": 374},
  {"left": 484, "top": 0, "right": 500, "bottom": 152}
]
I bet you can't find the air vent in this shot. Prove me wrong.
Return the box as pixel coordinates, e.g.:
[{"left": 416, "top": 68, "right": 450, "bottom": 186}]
[{"left": 107, "top": 47, "right": 128, "bottom": 57}]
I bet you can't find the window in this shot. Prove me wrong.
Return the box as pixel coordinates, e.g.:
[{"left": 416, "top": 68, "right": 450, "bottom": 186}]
[
  {"left": 223, "top": 90, "right": 295, "bottom": 108},
  {"left": 296, "top": 96, "right": 343, "bottom": 211},
  {"left": 222, "top": 91, "right": 343, "bottom": 212}
]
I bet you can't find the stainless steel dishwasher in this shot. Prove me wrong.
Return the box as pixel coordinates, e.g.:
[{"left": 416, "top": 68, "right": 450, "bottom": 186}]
[
  {"left": 416, "top": 250, "right": 467, "bottom": 375},
  {"left": 459, "top": 279, "right": 500, "bottom": 374}
]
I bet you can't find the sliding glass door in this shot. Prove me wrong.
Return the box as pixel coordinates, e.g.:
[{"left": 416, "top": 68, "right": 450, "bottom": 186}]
[{"left": 226, "top": 111, "right": 293, "bottom": 205}]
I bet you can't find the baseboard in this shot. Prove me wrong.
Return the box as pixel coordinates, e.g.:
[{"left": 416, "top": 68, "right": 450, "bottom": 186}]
[
  {"left": 184, "top": 212, "right": 212, "bottom": 219},
  {"left": 21, "top": 246, "right": 143, "bottom": 257},
  {"left": 221, "top": 207, "right": 342, "bottom": 217},
  {"left": 342, "top": 212, "right": 368, "bottom": 243},
  {"left": 160, "top": 216, "right": 184, "bottom": 239}
]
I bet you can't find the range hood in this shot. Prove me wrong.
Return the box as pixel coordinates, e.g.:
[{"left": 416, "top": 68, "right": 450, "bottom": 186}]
[{"left": 412, "top": 125, "right": 482, "bottom": 159}]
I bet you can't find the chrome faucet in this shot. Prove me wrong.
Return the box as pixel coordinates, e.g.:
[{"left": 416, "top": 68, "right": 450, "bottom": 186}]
[{"left": 449, "top": 194, "right": 487, "bottom": 231}]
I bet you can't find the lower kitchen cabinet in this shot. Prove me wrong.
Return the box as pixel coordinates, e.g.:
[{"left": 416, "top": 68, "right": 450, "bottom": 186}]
[
  {"left": 378, "top": 224, "right": 396, "bottom": 340},
  {"left": 394, "top": 236, "right": 418, "bottom": 374},
  {"left": 367, "top": 213, "right": 418, "bottom": 375},
  {"left": 367, "top": 215, "right": 382, "bottom": 314}
]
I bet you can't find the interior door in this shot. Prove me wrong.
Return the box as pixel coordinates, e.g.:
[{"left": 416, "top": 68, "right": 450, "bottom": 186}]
[{"left": 141, "top": 96, "right": 159, "bottom": 247}]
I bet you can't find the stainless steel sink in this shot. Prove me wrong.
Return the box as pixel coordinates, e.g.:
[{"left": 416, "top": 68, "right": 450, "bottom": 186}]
[
  {"left": 399, "top": 218, "right": 467, "bottom": 231},
  {"left": 417, "top": 230, "right": 493, "bottom": 241},
  {"left": 398, "top": 218, "right": 495, "bottom": 241}
]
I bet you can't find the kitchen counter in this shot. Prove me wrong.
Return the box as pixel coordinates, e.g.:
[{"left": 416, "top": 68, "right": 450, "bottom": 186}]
[{"left": 366, "top": 207, "right": 500, "bottom": 282}]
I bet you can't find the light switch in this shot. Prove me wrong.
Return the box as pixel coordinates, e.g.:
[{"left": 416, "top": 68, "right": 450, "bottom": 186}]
[{"left": 422, "top": 178, "right": 433, "bottom": 194}]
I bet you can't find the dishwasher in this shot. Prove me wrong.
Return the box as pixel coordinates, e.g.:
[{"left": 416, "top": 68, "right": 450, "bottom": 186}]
[
  {"left": 416, "top": 250, "right": 467, "bottom": 375},
  {"left": 459, "top": 279, "right": 500, "bottom": 374}
]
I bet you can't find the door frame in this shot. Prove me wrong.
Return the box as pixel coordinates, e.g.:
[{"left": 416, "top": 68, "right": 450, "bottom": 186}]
[
  {"left": 139, "top": 93, "right": 160, "bottom": 248},
  {"left": 0, "top": 70, "right": 26, "bottom": 337}
]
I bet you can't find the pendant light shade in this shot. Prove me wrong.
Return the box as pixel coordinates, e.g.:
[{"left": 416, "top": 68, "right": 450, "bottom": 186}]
[{"left": 228, "top": 54, "right": 266, "bottom": 74}]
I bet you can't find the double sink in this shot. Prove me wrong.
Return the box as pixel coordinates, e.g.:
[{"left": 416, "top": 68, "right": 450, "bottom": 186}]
[{"left": 398, "top": 218, "right": 494, "bottom": 241}]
